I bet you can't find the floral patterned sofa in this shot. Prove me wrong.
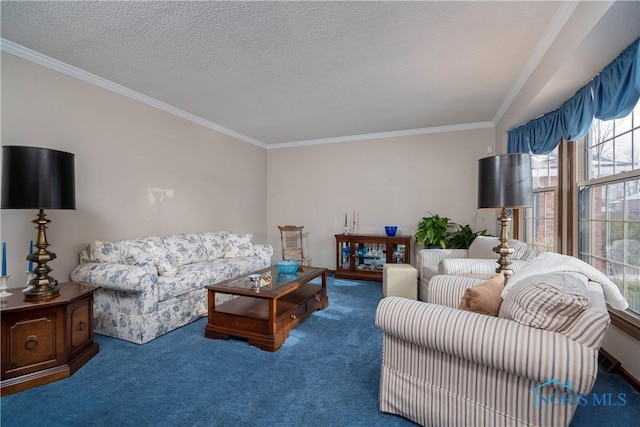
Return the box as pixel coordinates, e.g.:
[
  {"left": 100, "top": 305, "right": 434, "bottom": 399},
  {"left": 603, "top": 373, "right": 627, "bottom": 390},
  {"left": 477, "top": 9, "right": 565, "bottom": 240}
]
[{"left": 70, "top": 232, "right": 273, "bottom": 344}]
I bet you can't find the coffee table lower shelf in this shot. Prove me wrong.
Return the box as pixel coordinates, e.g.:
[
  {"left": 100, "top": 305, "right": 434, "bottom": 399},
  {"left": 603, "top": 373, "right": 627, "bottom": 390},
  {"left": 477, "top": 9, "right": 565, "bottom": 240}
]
[{"left": 205, "top": 283, "right": 328, "bottom": 352}]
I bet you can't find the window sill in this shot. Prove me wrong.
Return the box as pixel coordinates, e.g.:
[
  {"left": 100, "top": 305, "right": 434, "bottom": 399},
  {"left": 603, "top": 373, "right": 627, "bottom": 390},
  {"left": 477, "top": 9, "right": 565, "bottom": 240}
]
[{"left": 609, "top": 308, "right": 640, "bottom": 339}]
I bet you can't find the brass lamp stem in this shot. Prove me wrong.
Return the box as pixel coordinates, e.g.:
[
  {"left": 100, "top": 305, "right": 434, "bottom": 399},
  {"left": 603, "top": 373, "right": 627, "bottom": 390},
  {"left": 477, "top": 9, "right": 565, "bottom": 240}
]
[
  {"left": 24, "top": 208, "right": 59, "bottom": 300},
  {"left": 494, "top": 207, "right": 515, "bottom": 281}
]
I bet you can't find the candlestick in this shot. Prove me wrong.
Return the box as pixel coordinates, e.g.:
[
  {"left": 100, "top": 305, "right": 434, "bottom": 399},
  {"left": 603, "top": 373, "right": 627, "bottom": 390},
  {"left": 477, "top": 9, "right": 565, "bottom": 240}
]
[
  {"left": 343, "top": 212, "right": 349, "bottom": 235},
  {"left": 28, "top": 240, "right": 34, "bottom": 273},
  {"left": 352, "top": 210, "right": 358, "bottom": 235},
  {"left": 0, "top": 275, "right": 12, "bottom": 298},
  {"left": 2, "top": 242, "right": 6, "bottom": 276}
]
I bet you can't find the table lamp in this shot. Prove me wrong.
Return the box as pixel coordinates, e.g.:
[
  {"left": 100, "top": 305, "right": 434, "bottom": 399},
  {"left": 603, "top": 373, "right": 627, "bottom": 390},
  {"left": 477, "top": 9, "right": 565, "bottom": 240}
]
[
  {"left": 477, "top": 153, "right": 533, "bottom": 280},
  {"left": 1, "top": 146, "right": 76, "bottom": 299}
]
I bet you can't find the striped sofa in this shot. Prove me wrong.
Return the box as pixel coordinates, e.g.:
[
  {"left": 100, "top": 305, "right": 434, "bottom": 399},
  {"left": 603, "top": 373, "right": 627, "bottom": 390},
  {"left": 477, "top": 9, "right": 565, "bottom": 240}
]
[
  {"left": 416, "top": 236, "right": 537, "bottom": 301},
  {"left": 375, "top": 269, "right": 616, "bottom": 427}
]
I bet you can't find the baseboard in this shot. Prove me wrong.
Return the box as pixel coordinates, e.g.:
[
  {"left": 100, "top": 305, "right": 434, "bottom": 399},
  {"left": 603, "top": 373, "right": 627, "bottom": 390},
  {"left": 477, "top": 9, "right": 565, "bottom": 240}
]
[{"left": 599, "top": 348, "right": 640, "bottom": 392}]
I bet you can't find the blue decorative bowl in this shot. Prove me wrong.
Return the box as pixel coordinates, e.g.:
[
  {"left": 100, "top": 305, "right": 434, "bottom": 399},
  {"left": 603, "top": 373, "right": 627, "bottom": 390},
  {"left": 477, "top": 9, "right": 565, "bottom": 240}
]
[
  {"left": 277, "top": 260, "right": 300, "bottom": 274},
  {"left": 385, "top": 226, "right": 398, "bottom": 236}
]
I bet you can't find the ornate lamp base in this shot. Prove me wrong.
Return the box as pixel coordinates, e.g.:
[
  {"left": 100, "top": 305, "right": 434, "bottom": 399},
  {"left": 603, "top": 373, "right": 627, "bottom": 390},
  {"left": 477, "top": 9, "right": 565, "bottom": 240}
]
[
  {"left": 493, "top": 208, "right": 515, "bottom": 281},
  {"left": 24, "top": 209, "right": 60, "bottom": 300},
  {"left": 23, "top": 283, "right": 59, "bottom": 300}
]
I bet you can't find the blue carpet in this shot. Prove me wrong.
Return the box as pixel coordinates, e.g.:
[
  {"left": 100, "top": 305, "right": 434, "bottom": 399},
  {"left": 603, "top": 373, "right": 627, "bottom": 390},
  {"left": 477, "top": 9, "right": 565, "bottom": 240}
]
[{"left": 1, "top": 275, "right": 638, "bottom": 426}]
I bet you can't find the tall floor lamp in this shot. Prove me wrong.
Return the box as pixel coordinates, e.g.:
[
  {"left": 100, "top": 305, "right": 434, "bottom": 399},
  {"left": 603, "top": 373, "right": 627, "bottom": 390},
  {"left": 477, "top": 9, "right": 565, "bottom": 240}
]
[
  {"left": 1, "top": 146, "right": 76, "bottom": 300},
  {"left": 477, "top": 153, "right": 533, "bottom": 280}
]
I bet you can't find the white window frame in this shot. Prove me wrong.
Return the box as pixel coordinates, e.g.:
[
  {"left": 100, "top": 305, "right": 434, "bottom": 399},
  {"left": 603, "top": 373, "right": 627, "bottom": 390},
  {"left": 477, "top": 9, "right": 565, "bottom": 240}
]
[
  {"left": 523, "top": 148, "right": 559, "bottom": 253},
  {"left": 578, "top": 106, "right": 640, "bottom": 325}
]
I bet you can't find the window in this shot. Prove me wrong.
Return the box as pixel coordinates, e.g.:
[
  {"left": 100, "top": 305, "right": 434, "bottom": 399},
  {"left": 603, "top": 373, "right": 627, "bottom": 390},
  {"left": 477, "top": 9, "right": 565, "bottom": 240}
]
[
  {"left": 524, "top": 148, "right": 558, "bottom": 253},
  {"left": 579, "top": 104, "right": 640, "bottom": 317}
]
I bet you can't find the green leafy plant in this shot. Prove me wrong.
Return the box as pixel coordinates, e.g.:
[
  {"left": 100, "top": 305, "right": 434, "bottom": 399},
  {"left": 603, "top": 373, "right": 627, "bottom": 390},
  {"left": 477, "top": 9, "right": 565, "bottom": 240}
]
[
  {"left": 415, "top": 213, "right": 455, "bottom": 249},
  {"left": 446, "top": 224, "right": 487, "bottom": 249}
]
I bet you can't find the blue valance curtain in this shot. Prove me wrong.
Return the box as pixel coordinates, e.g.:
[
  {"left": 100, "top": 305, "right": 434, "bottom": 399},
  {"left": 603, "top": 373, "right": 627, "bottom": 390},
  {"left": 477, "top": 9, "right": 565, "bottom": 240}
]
[{"left": 508, "top": 38, "right": 640, "bottom": 154}]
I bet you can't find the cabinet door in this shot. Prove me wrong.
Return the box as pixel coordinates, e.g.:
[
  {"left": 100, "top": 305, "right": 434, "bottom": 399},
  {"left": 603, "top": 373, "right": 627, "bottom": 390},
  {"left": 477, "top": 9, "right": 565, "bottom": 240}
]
[
  {"left": 69, "top": 297, "right": 92, "bottom": 358},
  {"left": 354, "top": 241, "right": 386, "bottom": 272},
  {"left": 390, "top": 242, "right": 408, "bottom": 263},
  {"left": 2, "top": 308, "right": 64, "bottom": 379},
  {"left": 337, "top": 238, "right": 352, "bottom": 271}
]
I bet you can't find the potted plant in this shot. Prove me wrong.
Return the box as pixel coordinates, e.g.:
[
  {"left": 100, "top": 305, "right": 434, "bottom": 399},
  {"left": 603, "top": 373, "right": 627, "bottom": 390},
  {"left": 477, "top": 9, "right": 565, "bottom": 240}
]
[
  {"left": 414, "top": 213, "right": 455, "bottom": 249},
  {"left": 446, "top": 224, "right": 487, "bottom": 249}
]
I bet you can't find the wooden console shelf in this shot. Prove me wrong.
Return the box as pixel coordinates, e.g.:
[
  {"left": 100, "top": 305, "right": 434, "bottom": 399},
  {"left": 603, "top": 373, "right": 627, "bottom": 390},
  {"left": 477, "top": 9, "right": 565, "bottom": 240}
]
[
  {"left": 1, "top": 282, "right": 99, "bottom": 396},
  {"left": 334, "top": 234, "right": 411, "bottom": 281}
]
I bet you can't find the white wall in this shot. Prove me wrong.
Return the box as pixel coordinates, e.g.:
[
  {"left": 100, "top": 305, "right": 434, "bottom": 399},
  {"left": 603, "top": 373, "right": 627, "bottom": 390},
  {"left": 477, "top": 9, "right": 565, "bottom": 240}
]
[
  {"left": 266, "top": 128, "right": 497, "bottom": 269},
  {"left": 0, "top": 53, "right": 267, "bottom": 283}
]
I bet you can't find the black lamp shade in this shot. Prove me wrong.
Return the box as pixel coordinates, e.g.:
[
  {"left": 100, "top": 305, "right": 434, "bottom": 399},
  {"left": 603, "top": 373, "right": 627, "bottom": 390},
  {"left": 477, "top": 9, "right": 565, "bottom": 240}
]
[
  {"left": 2, "top": 146, "right": 76, "bottom": 210},
  {"left": 478, "top": 153, "right": 533, "bottom": 208}
]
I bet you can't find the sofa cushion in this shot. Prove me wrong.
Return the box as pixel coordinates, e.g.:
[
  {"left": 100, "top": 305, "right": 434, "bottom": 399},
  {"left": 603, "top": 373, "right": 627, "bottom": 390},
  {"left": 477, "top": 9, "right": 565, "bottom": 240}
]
[
  {"left": 509, "top": 239, "right": 533, "bottom": 260},
  {"left": 468, "top": 236, "right": 499, "bottom": 259},
  {"left": 89, "top": 240, "right": 122, "bottom": 263},
  {"left": 199, "top": 231, "right": 228, "bottom": 260},
  {"left": 518, "top": 244, "right": 538, "bottom": 261},
  {"left": 563, "top": 309, "right": 610, "bottom": 349},
  {"left": 162, "top": 234, "right": 208, "bottom": 266},
  {"left": 458, "top": 272, "right": 505, "bottom": 316},
  {"left": 156, "top": 274, "right": 201, "bottom": 302},
  {"left": 224, "top": 233, "right": 254, "bottom": 258},
  {"left": 142, "top": 237, "right": 178, "bottom": 276},
  {"left": 499, "top": 273, "right": 591, "bottom": 333},
  {"left": 422, "top": 264, "right": 438, "bottom": 283},
  {"left": 178, "top": 261, "right": 236, "bottom": 286},
  {"left": 123, "top": 245, "right": 154, "bottom": 267},
  {"left": 89, "top": 240, "right": 151, "bottom": 266},
  {"left": 468, "top": 236, "right": 534, "bottom": 261}
]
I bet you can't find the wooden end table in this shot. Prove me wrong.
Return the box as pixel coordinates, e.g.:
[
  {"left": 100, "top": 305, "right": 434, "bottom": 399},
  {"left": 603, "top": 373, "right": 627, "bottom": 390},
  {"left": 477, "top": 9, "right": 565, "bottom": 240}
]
[
  {"left": 205, "top": 266, "right": 328, "bottom": 352},
  {"left": 1, "top": 282, "right": 100, "bottom": 396}
]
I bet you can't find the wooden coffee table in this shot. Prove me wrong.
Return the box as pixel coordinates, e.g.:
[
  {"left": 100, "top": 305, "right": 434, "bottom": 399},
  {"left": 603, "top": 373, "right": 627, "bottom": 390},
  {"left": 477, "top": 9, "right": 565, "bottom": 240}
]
[{"left": 205, "top": 265, "right": 328, "bottom": 352}]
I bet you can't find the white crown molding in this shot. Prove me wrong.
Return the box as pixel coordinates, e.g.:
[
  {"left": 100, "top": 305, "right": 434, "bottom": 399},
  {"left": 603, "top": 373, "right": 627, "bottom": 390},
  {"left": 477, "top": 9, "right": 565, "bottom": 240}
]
[
  {"left": 267, "top": 121, "right": 495, "bottom": 150},
  {"left": 492, "top": 0, "right": 579, "bottom": 125},
  {"left": 2, "top": 39, "right": 494, "bottom": 151},
  {"left": 0, "top": 38, "right": 267, "bottom": 149}
]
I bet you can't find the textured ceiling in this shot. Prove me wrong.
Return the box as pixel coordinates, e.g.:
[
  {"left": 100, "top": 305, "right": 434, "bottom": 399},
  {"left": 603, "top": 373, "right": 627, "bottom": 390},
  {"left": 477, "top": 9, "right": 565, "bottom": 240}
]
[{"left": 0, "top": 1, "right": 638, "bottom": 147}]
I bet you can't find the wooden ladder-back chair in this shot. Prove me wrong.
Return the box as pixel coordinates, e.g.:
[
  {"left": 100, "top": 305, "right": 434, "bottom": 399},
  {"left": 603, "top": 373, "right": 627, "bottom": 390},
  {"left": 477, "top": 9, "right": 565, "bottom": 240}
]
[{"left": 278, "top": 225, "right": 312, "bottom": 266}]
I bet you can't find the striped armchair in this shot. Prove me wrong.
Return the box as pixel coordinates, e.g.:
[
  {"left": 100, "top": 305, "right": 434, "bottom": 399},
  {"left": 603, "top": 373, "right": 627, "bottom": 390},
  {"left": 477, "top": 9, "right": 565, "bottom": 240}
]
[
  {"left": 375, "top": 273, "right": 611, "bottom": 427},
  {"left": 416, "top": 236, "right": 537, "bottom": 301}
]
